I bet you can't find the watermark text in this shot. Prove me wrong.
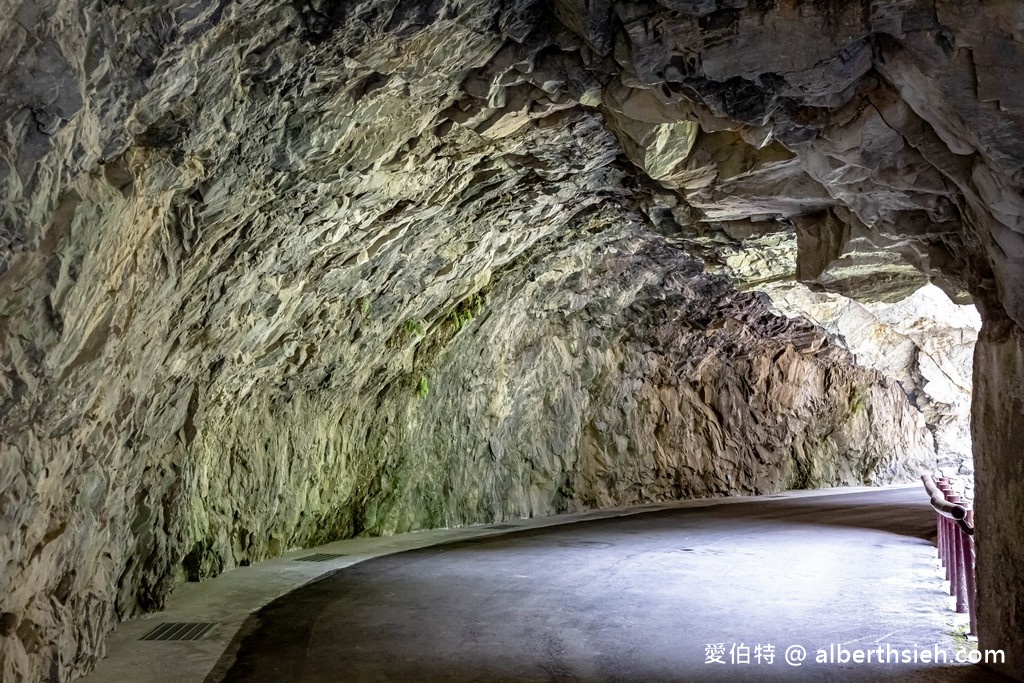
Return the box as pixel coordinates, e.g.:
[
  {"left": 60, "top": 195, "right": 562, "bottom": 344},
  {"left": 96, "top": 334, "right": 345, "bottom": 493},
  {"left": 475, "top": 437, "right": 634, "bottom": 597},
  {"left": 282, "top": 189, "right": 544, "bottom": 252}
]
[{"left": 704, "top": 642, "right": 1005, "bottom": 667}]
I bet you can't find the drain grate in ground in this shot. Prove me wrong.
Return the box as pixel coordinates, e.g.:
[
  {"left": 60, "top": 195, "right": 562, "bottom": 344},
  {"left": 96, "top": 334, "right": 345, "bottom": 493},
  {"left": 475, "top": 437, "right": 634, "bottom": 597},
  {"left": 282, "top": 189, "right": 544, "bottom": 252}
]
[
  {"left": 294, "top": 553, "right": 346, "bottom": 562},
  {"left": 488, "top": 524, "right": 518, "bottom": 530},
  {"left": 140, "top": 623, "right": 216, "bottom": 641}
]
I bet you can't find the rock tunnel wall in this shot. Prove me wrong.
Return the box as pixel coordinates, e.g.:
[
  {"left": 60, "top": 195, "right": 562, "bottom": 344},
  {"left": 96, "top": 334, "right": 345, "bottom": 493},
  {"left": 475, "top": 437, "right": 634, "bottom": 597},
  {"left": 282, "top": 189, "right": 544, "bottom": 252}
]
[
  {"left": 2, "top": 0, "right": 1024, "bottom": 680},
  {"left": 0, "top": 106, "right": 934, "bottom": 679},
  {"left": 973, "top": 310, "right": 1024, "bottom": 683}
]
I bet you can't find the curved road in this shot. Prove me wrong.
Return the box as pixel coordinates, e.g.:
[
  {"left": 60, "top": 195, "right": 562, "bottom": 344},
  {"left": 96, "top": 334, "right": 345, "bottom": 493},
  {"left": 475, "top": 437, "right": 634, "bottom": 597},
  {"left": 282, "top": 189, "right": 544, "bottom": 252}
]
[{"left": 209, "top": 488, "right": 1003, "bottom": 682}]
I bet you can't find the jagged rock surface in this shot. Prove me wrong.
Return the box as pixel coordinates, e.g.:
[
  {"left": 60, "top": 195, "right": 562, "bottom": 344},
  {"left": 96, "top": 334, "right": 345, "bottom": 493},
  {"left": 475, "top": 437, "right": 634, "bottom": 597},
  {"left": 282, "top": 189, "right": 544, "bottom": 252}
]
[
  {"left": 2, "top": 0, "right": 1024, "bottom": 680},
  {"left": 0, "top": 93, "right": 934, "bottom": 681},
  {"left": 767, "top": 283, "right": 979, "bottom": 476}
]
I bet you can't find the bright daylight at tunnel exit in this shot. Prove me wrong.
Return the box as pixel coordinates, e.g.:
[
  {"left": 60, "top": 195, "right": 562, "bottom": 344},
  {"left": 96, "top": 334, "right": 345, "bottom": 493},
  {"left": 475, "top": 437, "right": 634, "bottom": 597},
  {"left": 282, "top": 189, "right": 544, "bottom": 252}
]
[{"left": 1, "top": 0, "right": 1023, "bottom": 681}]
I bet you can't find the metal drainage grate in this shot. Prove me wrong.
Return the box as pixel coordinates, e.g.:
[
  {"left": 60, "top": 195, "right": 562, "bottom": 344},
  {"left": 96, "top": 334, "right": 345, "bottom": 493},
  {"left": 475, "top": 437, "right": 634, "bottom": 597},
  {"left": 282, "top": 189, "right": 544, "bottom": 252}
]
[
  {"left": 294, "top": 553, "right": 346, "bottom": 562},
  {"left": 141, "top": 623, "right": 216, "bottom": 641},
  {"left": 488, "top": 524, "right": 518, "bottom": 530}
]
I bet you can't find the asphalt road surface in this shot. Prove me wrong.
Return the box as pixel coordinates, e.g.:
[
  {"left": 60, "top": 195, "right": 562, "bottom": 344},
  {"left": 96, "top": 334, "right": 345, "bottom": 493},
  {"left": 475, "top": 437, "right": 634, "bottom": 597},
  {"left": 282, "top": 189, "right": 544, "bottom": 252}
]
[{"left": 210, "top": 488, "right": 1007, "bottom": 682}]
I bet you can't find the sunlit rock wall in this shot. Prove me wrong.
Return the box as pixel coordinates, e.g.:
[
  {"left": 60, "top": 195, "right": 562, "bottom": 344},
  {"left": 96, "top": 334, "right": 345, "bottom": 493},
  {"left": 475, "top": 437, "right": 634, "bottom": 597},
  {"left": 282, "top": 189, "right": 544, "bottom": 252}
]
[{"left": 767, "top": 283, "right": 979, "bottom": 476}]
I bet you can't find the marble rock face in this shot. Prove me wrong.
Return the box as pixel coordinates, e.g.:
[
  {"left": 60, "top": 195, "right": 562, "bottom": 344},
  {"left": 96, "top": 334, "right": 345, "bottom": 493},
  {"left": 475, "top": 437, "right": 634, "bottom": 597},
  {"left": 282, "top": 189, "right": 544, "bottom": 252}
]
[
  {"left": 767, "top": 283, "right": 979, "bottom": 476},
  {"left": 2, "top": 0, "right": 1024, "bottom": 680}
]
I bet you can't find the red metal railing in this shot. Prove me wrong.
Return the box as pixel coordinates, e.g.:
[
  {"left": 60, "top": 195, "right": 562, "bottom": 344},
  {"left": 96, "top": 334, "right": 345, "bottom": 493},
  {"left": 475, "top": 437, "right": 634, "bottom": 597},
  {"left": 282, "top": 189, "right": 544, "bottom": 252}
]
[{"left": 921, "top": 473, "right": 976, "bottom": 635}]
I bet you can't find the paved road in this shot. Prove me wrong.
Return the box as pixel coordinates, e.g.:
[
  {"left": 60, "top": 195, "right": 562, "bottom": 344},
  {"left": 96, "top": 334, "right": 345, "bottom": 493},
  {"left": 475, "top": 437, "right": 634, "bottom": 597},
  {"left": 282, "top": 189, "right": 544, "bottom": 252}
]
[{"left": 209, "top": 489, "right": 1005, "bottom": 682}]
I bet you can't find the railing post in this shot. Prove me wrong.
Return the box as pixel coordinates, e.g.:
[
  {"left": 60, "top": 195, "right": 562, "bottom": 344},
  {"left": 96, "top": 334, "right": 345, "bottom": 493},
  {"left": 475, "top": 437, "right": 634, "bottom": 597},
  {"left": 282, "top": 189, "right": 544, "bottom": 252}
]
[
  {"left": 941, "top": 517, "right": 950, "bottom": 571},
  {"left": 948, "top": 495, "right": 968, "bottom": 611},
  {"left": 964, "top": 509, "right": 977, "bottom": 635},
  {"left": 936, "top": 512, "right": 944, "bottom": 561},
  {"left": 955, "top": 526, "right": 969, "bottom": 613},
  {"left": 946, "top": 524, "right": 954, "bottom": 593},
  {"left": 939, "top": 482, "right": 953, "bottom": 578}
]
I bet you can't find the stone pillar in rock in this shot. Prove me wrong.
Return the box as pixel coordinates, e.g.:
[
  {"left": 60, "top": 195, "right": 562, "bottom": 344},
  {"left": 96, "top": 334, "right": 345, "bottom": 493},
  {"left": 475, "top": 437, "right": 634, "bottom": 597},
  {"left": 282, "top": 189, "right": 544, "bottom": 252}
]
[{"left": 972, "top": 305, "right": 1024, "bottom": 680}]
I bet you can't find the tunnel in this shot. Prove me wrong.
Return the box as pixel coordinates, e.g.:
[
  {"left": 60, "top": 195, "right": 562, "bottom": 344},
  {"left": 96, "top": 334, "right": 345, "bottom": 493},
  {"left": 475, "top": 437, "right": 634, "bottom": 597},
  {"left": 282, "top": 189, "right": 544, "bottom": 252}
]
[{"left": 0, "top": 0, "right": 1022, "bottom": 681}]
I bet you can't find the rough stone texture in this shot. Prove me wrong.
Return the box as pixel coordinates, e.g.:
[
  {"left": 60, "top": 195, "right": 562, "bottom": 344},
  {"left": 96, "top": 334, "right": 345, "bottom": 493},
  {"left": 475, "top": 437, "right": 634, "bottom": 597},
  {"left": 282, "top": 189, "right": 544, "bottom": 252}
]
[
  {"left": 973, "top": 310, "right": 1024, "bottom": 680},
  {"left": 767, "top": 283, "right": 979, "bottom": 477},
  {"left": 2, "top": 0, "right": 1024, "bottom": 680},
  {"left": 0, "top": 105, "right": 935, "bottom": 678}
]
